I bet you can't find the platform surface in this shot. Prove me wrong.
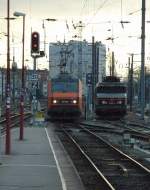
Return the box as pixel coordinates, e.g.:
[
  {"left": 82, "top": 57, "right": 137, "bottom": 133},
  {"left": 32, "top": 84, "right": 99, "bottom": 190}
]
[
  {"left": 0, "top": 126, "right": 64, "bottom": 190},
  {"left": 0, "top": 123, "right": 85, "bottom": 190}
]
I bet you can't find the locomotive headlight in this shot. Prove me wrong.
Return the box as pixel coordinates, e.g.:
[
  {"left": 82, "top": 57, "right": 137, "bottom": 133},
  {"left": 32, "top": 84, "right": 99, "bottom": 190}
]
[
  {"left": 53, "top": 99, "right": 57, "bottom": 104},
  {"left": 117, "top": 100, "right": 122, "bottom": 104},
  {"left": 101, "top": 100, "right": 107, "bottom": 104},
  {"left": 73, "top": 100, "right": 77, "bottom": 104}
]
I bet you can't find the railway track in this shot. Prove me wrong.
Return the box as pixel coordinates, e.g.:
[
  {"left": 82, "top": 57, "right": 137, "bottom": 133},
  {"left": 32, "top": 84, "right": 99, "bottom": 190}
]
[
  {"left": 0, "top": 112, "right": 32, "bottom": 133},
  {"left": 81, "top": 119, "right": 150, "bottom": 142},
  {"left": 105, "top": 120, "right": 150, "bottom": 143},
  {"left": 56, "top": 123, "right": 150, "bottom": 190}
]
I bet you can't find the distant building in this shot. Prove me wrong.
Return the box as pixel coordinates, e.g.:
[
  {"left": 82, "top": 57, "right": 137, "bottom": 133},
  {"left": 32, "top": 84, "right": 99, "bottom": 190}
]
[
  {"left": 26, "top": 69, "right": 49, "bottom": 99},
  {"left": 0, "top": 68, "right": 48, "bottom": 104},
  {"left": 49, "top": 40, "right": 106, "bottom": 94}
]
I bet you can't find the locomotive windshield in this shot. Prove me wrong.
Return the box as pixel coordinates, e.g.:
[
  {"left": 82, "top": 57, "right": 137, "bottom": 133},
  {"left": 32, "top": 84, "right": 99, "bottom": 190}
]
[
  {"left": 52, "top": 82, "right": 78, "bottom": 92},
  {"left": 96, "top": 85, "right": 126, "bottom": 93}
]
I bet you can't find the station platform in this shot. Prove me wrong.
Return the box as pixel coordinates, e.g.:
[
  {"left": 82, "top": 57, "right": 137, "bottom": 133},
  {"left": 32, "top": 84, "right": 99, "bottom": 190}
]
[{"left": 0, "top": 124, "right": 85, "bottom": 190}]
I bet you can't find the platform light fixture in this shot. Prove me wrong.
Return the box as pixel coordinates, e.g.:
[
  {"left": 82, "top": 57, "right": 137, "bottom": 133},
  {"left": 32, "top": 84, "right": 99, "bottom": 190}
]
[{"left": 13, "top": 11, "right": 26, "bottom": 140}]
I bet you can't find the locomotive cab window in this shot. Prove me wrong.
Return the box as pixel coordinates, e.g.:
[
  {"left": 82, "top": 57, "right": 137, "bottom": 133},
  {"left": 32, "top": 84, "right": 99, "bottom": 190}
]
[
  {"left": 52, "top": 81, "right": 78, "bottom": 92},
  {"left": 96, "top": 86, "right": 126, "bottom": 93}
]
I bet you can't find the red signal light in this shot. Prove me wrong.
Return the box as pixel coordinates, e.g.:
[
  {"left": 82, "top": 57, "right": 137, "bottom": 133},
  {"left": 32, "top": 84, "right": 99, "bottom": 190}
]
[{"left": 31, "top": 32, "right": 40, "bottom": 53}]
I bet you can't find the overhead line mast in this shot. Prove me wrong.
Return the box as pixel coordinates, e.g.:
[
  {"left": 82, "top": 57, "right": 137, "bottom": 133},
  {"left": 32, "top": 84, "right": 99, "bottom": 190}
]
[
  {"left": 140, "top": 0, "right": 146, "bottom": 119},
  {"left": 73, "top": 21, "right": 85, "bottom": 81}
]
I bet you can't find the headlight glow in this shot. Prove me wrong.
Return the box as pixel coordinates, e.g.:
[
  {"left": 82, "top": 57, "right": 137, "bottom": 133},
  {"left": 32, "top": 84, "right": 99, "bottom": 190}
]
[
  {"left": 73, "top": 100, "right": 77, "bottom": 104},
  {"left": 53, "top": 99, "right": 57, "bottom": 104},
  {"left": 117, "top": 100, "right": 122, "bottom": 104},
  {"left": 101, "top": 100, "right": 107, "bottom": 104}
]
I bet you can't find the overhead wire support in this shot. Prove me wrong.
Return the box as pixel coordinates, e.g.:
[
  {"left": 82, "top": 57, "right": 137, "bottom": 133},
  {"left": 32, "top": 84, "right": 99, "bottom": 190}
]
[
  {"left": 119, "top": 0, "right": 130, "bottom": 29},
  {"left": 80, "top": 0, "right": 88, "bottom": 16},
  {"left": 92, "top": 0, "right": 109, "bottom": 18},
  {"left": 13, "top": 11, "right": 26, "bottom": 140},
  {"left": 85, "top": 0, "right": 109, "bottom": 27},
  {"left": 140, "top": 0, "right": 146, "bottom": 120},
  {"left": 128, "top": 54, "right": 134, "bottom": 112},
  {"left": 73, "top": 21, "right": 85, "bottom": 80}
]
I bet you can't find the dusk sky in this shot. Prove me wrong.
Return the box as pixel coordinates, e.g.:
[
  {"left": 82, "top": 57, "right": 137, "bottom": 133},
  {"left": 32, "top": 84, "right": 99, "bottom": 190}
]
[{"left": 0, "top": 0, "right": 150, "bottom": 71}]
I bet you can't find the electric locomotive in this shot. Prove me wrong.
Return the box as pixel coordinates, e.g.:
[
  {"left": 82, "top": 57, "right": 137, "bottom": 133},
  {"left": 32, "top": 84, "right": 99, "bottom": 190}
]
[
  {"left": 95, "top": 76, "right": 127, "bottom": 118},
  {"left": 47, "top": 73, "right": 83, "bottom": 121}
]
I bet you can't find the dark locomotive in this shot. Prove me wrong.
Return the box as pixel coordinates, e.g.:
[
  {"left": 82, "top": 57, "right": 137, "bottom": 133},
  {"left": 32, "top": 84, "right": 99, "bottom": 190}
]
[{"left": 95, "top": 76, "right": 127, "bottom": 118}]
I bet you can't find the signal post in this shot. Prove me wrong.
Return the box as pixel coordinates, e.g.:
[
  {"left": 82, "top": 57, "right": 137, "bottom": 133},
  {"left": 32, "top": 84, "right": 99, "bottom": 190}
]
[
  {"left": 31, "top": 32, "right": 45, "bottom": 124},
  {"left": 86, "top": 73, "right": 92, "bottom": 120}
]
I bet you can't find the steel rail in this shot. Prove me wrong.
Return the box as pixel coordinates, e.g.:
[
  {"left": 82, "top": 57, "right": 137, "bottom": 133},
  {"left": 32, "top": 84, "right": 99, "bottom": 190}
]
[
  {"left": 0, "top": 112, "right": 32, "bottom": 133},
  {"left": 62, "top": 127, "right": 115, "bottom": 190},
  {"left": 81, "top": 126, "right": 150, "bottom": 174},
  {"left": 59, "top": 123, "right": 150, "bottom": 189},
  {"left": 80, "top": 121, "right": 150, "bottom": 142}
]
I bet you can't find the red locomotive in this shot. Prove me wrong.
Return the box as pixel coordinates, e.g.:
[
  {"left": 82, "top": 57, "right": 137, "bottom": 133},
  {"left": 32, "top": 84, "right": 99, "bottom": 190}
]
[{"left": 47, "top": 73, "right": 83, "bottom": 121}]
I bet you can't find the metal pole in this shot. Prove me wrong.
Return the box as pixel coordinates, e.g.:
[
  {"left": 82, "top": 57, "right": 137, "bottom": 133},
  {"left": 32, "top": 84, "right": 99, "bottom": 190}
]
[
  {"left": 20, "top": 15, "right": 25, "bottom": 140},
  {"left": 96, "top": 44, "right": 99, "bottom": 83},
  {"left": 5, "top": 0, "right": 11, "bottom": 154},
  {"left": 92, "top": 36, "right": 95, "bottom": 113},
  {"left": 33, "top": 57, "right": 36, "bottom": 72},
  {"left": 127, "top": 57, "right": 130, "bottom": 105},
  {"left": 94, "top": 43, "right": 97, "bottom": 85},
  {"left": 0, "top": 107, "right": 2, "bottom": 164},
  {"left": 86, "top": 86, "right": 89, "bottom": 120},
  {"left": 42, "top": 20, "right": 46, "bottom": 54},
  {"left": 140, "top": 0, "right": 146, "bottom": 119},
  {"left": 12, "top": 69, "right": 15, "bottom": 103},
  {"left": 1, "top": 68, "right": 4, "bottom": 102},
  {"left": 112, "top": 51, "right": 115, "bottom": 76},
  {"left": 130, "top": 54, "right": 134, "bottom": 112},
  {"left": 33, "top": 56, "right": 37, "bottom": 98},
  {"left": 12, "top": 59, "right": 15, "bottom": 104}
]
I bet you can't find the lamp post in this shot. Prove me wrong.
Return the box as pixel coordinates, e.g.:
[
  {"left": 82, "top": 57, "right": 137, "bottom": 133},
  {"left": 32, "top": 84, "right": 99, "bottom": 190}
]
[
  {"left": 1, "top": 9, "right": 16, "bottom": 154},
  {"left": 13, "top": 11, "right": 26, "bottom": 140},
  {"left": 12, "top": 61, "right": 17, "bottom": 104},
  {"left": 42, "top": 18, "right": 57, "bottom": 55},
  {"left": 5, "top": 0, "right": 11, "bottom": 154},
  {"left": 0, "top": 67, "right": 4, "bottom": 103}
]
